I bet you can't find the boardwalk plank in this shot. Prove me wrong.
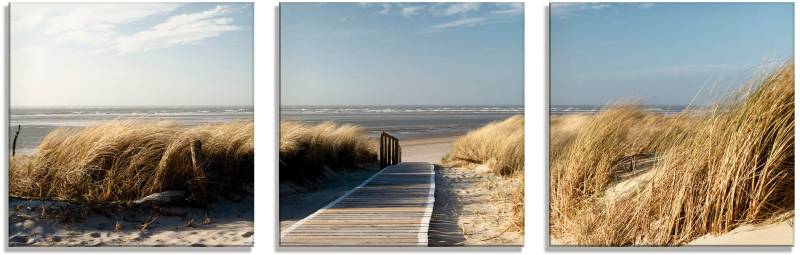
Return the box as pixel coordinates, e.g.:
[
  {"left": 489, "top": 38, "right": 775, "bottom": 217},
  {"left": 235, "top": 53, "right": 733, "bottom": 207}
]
[{"left": 280, "top": 162, "right": 435, "bottom": 247}]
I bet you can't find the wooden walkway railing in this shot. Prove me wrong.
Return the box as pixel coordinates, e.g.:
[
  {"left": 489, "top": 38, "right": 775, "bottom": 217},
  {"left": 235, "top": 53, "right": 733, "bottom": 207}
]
[{"left": 379, "top": 132, "right": 401, "bottom": 169}]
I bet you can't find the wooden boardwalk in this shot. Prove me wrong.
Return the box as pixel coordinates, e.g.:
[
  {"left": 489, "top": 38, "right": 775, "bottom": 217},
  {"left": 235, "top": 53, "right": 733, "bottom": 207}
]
[{"left": 280, "top": 162, "right": 435, "bottom": 246}]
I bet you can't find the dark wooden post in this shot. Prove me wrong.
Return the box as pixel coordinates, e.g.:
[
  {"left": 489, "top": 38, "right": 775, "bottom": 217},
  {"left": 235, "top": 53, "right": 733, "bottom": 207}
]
[
  {"left": 395, "top": 136, "right": 401, "bottom": 164},
  {"left": 398, "top": 146, "right": 402, "bottom": 163},
  {"left": 389, "top": 138, "right": 394, "bottom": 165},
  {"left": 12, "top": 124, "right": 20, "bottom": 157},
  {"left": 379, "top": 132, "right": 385, "bottom": 169},
  {"left": 378, "top": 132, "right": 402, "bottom": 169},
  {"left": 190, "top": 139, "right": 205, "bottom": 174},
  {"left": 392, "top": 139, "right": 397, "bottom": 164}
]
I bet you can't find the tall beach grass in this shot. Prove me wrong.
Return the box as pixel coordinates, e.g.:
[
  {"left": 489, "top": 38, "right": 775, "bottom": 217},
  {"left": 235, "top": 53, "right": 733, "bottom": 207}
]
[
  {"left": 550, "top": 63, "right": 794, "bottom": 245},
  {"left": 443, "top": 115, "right": 524, "bottom": 176},
  {"left": 9, "top": 121, "right": 254, "bottom": 203},
  {"left": 279, "top": 121, "right": 377, "bottom": 186}
]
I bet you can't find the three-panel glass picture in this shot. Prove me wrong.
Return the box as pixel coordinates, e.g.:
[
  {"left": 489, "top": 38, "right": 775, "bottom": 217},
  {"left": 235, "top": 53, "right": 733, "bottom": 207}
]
[{"left": 6, "top": 1, "right": 795, "bottom": 248}]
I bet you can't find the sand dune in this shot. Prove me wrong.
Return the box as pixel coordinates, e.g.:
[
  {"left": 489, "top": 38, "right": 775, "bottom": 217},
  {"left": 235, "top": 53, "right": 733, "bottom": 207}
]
[
  {"left": 688, "top": 219, "right": 793, "bottom": 246},
  {"left": 9, "top": 195, "right": 253, "bottom": 247},
  {"left": 429, "top": 164, "right": 523, "bottom": 246}
]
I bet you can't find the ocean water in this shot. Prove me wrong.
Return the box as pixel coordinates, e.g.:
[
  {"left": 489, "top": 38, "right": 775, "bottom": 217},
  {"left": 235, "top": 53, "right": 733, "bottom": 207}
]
[
  {"left": 550, "top": 105, "right": 689, "bottom": 115},
  {"left": 9, "top": 106, "right": 254, "bottom": 155},
  {"left": 281, "top": 105, "right": 524, "bottom": 140}
]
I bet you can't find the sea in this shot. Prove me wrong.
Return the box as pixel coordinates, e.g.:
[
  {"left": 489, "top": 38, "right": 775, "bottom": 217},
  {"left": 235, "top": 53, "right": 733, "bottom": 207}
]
[
  {"left": 280, "top": 105, "right": 524, "bottom": 140},
  {"left": 9, "top": 106, "right": 254, "bottom": 155},
  {"left": 550, "top": 105, "right": 690, "bottom": 115}
]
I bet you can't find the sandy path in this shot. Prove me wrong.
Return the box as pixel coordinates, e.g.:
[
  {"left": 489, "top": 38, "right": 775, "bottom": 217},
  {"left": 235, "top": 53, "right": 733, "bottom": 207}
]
[
  {"left": 400, "top": 136, "right": 458, "bottom": 164},
  {"left": 401, "top": 136, "right": 522, "bottom": 246},
  {"left": 429, "top": 165, "right": 523, "bottom": 246},
  {"left": 10, "top": 195, "right": 254, "bottom": 247}
]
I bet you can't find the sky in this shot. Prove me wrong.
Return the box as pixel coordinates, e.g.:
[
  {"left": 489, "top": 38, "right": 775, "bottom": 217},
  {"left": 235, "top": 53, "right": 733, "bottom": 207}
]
[
  {"left": 280, "top": 3, "right": 524, "bottom": 106},
  {"left": 550, "top": 3, "right": 793, "bottom": 106},
  {"left": 11, "top": 3, "right": 253, "bottom": 107}
]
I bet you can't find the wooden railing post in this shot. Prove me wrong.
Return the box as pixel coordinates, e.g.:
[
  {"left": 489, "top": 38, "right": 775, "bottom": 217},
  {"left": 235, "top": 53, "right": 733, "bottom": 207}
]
[
  {"left": 12, "top": 124, "right": 20, "bottom": 157},
  {"left": 392, "top": 136, "right": 396, "bottom": 165},
  {"left": 380, "top": 132, "right": 386, "bottom": 169},
  {"left": 398, "top": 146, "right": 401, "bottom": 164},
  {"left": 190, "top": 139, "right": 205, "bottom": 176},
  {"left": 378, "top": 132, "right": 402, "bottom": 169},
  {"left": 388, "top": 138, "right": 393, "bottom": 166}
]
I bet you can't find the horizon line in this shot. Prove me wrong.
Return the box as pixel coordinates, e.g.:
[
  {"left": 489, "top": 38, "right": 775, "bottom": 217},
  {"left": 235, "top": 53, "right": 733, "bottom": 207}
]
[
  {"left": 280, "top": 104, "right": 525, "bottom": 107},
  {"left": 10, "top": 104, "right": 255, "bottom": 108}
]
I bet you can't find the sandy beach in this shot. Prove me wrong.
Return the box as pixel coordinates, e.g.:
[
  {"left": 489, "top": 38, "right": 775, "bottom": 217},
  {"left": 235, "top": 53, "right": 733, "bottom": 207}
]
[
  {"left": 429, "top": 163, "right": 523, "bottom": 246},
  {"left": 9, "top": 195, "right": 254, "bottom": 246},
  {"left": 279, "top": 135, "right": 524, "bottom": 246},
  {"left": 688, "top": 218, "right": 793, "bottom": 246}
]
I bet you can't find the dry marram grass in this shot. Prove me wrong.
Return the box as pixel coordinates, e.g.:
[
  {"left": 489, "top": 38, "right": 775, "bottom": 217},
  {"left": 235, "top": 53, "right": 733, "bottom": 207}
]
[
  {"left": 279, "top": 121, "right": 377, "bottom": 185},
  {"left": 9, "top": 121, "right": 254, "bottom": 203},
  {"left": 550, "top": 63, "right": 794, "bottom": 245}
]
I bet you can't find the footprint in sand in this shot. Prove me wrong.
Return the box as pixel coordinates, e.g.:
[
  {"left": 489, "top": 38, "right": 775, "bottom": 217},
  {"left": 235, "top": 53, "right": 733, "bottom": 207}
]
[{"left": 9, "top": 234, "right": 29, "bottom": 244}]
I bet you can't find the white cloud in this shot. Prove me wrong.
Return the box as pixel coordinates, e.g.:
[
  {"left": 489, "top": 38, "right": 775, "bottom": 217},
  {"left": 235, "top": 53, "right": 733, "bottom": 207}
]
[
  {"left": 429, "top": 17, "right": 488, "bottom": 32},
  {"left": 107, "top": 5, "right": 241, "bottom": 55},
  {"left": 378, "top": 4, "right": 391, "bottom": 15},
  {"left": 551, "top": 2, "right": 614, "bottom": 18},
  {"left": 12, "top": 4, "right": 242, "bottom": 56},
  {"left": 12, "top": 3, "right": 181, "bottom": 47},
  {"left": 639, "top": 3, "right": 656, "bottom": 9},
  {"left": 361, "top": 3, "right": 520, "bottom": 32},
  {"left": 443, "top": 3, "right": 481, "bottom": 16},
  {"left": 491, "top": 3, "right": 523, "bottom": 15},
  {"left": 401, "top": 5, "right": 425, "bottom": 17}
]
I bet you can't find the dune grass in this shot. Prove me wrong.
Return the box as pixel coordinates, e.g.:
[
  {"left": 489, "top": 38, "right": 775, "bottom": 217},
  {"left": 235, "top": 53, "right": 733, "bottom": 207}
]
[
  {"left": 279, "top": 121, "right": 377, "bottom": 186},
  {"left": 443, "top": 115, "right": 524, "bottom": 176},
  {"left": 9, "top": 121, "right": 254, "bottom": 204},
  {"left": 550, "top": 63, "right": 794, "bottom": 245},
  {"left": 443, "top": 115, "right": 525, "bottom": 229}
]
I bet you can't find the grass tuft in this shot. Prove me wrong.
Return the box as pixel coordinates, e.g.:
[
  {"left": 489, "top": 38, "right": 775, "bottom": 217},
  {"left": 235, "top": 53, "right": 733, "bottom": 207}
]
[
  {"left": 279, "top": 121, "right": 377, "bottom": 185},
  {"left": 443, "top": 115, "right": 524, "bottom": 176},
  {"left": 9, "top": 121, "right": 253, "bottom": 203}
]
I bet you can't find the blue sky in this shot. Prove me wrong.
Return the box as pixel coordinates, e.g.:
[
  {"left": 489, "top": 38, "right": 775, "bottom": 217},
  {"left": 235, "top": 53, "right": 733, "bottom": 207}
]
[
  {"left": 550, "top": 2, "right": 793, "bottom": 105},
  {"left": 11, "top": 3, "right": 253, "bottom": 107},
  {"left": 280, "top": 3, "right": 523, "bottom": 106}
]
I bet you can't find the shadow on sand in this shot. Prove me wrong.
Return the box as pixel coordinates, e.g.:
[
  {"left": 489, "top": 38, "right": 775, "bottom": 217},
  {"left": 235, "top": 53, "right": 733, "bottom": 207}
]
[{"left": 427, "top": 164, "right": 467, "bottom": 246}]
